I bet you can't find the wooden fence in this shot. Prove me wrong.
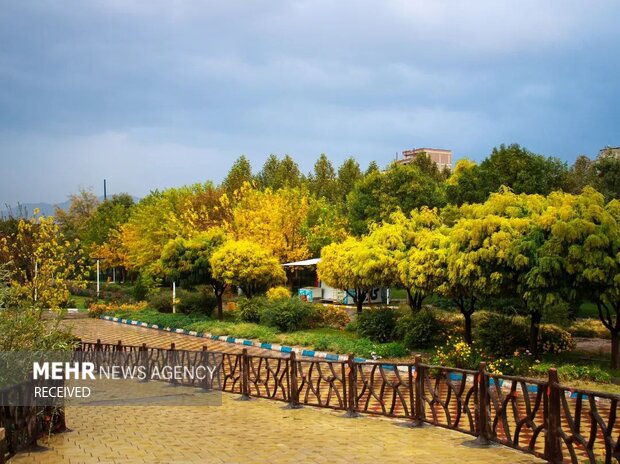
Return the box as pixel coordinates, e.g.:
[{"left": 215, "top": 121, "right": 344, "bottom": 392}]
[{"left": 73, "top": 339, "right": 620, "bottom": 463}]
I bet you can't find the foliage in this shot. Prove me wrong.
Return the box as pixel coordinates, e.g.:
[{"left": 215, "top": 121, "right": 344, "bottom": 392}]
[
  {"left": 236, "top": 297, "right": 268, "bottom": 323},
  {"left": 88, "top": 301, "right": 148, "bottom": 318},
  {"left": 221, "top": 155, "right": 253, "bottom": 195},
  {"left": 266, "top": 286, "right": 291, "bottom": 300},
  {"left": 255, "top": 154, "right": 302, "bottom": 191},
  {"left": 531, "top": 362, "right": 612, "bottom": 384},
  {"left": 259, "top": 298, "right": 317, "bottom": 332},
  {"left": 318, "top": 235, "right": 399, "bottom": 312},
  {"left": 313, "top": 304, "right": 351, "bottom": 330},
  {"left": 356, "top": 307, "right": 397, "bottom": 343},
  {"left": 446, "top": 144, "right": 568, "bottom": 205},
  {"left": 148, "top": 290, "right": 175, "bottom": 313},
  {"left": 347, "top": 162, "right": 446, "bottom": 235},
  {"left": 105, "top": 308, "right": 406, "bottom": 359},
  {"left": 308, "top": 154, "right": 337, "bottom": 202},
  {"left": 159, "top": 227, "right": 228, "bottom": 318},
  {"left": 473, "top": 312, "right": 529, "bottom": 357},
  {"left": 224, "top": 185, "right": 311, "bottom": 263},
  {"left": 210, "top": 239, "right": 286, "bottom": 297},
  {"left": 395, "top": 309, "right": 442, "bottom": 349},
  {"left": 569, "top": 319, "right": 610, "bottom": 339},
  {"left": 0, "top": 308, "right": 77, "bottom": 351},
  {"left": 54, "top": 188, "right": 100, "bottom": 241},
  {"left": 538, "top": 324, "right": 574, "bottom": 354},
  {"left": 0, "top": 212, "right": 87, "bottom": 309},
  {"left": 132, "top": 273, "right": 154, "bottom": 301},
  {"left": 432, "top": 336, "right": 485, "bottom": 370}
]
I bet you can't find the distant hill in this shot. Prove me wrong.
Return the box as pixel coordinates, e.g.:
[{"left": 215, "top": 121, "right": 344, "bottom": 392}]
[{"left": 2, "top": 196, "right": 139, "bottom": 218}]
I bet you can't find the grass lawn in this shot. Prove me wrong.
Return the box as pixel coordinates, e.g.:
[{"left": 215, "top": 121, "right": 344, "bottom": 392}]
[
  {"left": 103, "top": 309, "right": 408, "bottom": 359},
  {"left": 99, "top": 306, "right": 620, "bottom": 393}
]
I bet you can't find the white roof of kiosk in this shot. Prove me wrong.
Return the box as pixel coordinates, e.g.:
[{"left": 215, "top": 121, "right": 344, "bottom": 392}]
[{"left": 282, "top": 258, "right": 322, "bottom": 267}]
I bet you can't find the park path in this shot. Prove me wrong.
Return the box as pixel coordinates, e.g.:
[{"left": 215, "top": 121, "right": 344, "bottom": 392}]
[
  {"left": 63, "top": 317, "right": 279, "bottom": 356},
  {"left": 10, "top": 380, "right": 543, "bottom": 464}
]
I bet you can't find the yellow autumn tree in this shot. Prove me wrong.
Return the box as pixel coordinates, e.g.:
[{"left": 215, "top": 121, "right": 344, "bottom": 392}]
[
  {"left": 318, "top": 234, "right": 398, "bottom": 313},
  {"left": 0, "top": 213, "right": 87, "bottom": 309},
  {"left": 210, "top": 240, "right": 286, "bottom": 298},
  {"left": 225, "top": 185, "right": 311, "bottom": 264}
]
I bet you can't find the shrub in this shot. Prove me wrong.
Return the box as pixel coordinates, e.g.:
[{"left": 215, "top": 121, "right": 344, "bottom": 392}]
[
  {"left": 433, "top": 336, "right": 485, "bottom": 370},
  {"left": 356, "top": 307, "right": 397, "bottom": 343},
  {"left": 236, "top": 297, "right": 268, "bottom": 323},
  {"left": 538, "top": 324, "right": 574, "bottom": 354},
  {"left": 266, "top": 286, "right": 291, "bottom": 300},
  {"left": 396, "top": 309, "right": 442, "bottom": 349},
  {"left": 473, "top": 312, "right": 529, "bottom": 357},
  {"left": 176, "top": 289, "right": 217, "bottom": 316},
  {"left": 569, "top": 319, "right": 610, "bottom": 339},
  {"left": 531, "top": 362, "right": 612, "bottom": 383},
  {"left": 313, "top": 305, "right": 351, "bottom": 330},
  {"left": 260, "top": 298, "right": 317, "bottom": 332},
  {"left": 148, "top": 291, "right": 174, "bottom": 313},
  {"left": 132, "top": 274, "right": 154, "bottom": 301},
  {"left": 88, "top": 301, "right": 148, "bottom": 318}
]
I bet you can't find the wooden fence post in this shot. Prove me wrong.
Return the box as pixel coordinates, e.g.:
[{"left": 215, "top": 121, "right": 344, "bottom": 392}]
[
  {"left": 474, "top": 362, "right": 492, "bottom": 445},
  {"left": 139, "top": 343, "right": 149, "bottom": 382},
  {"left": 169, "top": 343, "right": 178, "bottom": 386},
  {"left": 286, "top": 351, "right": 302, "bottom": 409},
  {"left": 201, "top": 345, "right": 211, "bottom": 391},
  {"left": 410, "top": 355, "right": 425, "bottom": 427},
  {"left": 344, "top": 353, "right": 359, "bottom": 418},
  {"left": 239, "top": 348, "right": 251, "bottom": 400},
  {"left": 544, "top": 368, "right": 563, "bottom": 463}
]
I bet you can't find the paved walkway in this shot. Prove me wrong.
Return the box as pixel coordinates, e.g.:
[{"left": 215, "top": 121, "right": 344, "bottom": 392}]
[
  {"left": 63, "top": 318, "right": 278, "bottom": 356},
  {"left": 11, "top": 380, "right": 543, "bottom": 464}
]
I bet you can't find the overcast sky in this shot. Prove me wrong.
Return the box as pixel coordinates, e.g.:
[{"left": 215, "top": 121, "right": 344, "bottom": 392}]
[{"left": 1, "top": 1, "right": 619, "bottom": 205}]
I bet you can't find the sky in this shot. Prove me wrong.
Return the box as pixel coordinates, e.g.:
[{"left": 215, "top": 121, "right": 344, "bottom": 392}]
[{"left": 1, "top": 1, "right": 619, "bottom": 205}]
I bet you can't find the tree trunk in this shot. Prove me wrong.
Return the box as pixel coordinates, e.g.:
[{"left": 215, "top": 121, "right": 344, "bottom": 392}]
[
  {"left": 356, "top": 297, "right": 364, "bottom": 314},
  {"left": 406, "top": 289, "right": 424, "bottom": 313},
  {"left": 464, "top": 312, "right": 472, "bottom": 345},
  {"left": 612, "top": 332, "right": 620, "bottom": 370},
  {"left": 529, "top": 310, "right": 542, "bottom": 356},
  {"left": 216, "top": 294, "right": 224, "bottom": 321}
]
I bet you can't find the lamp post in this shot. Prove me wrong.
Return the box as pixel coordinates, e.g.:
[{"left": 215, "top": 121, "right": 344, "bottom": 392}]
[{"left": 91, "top": 257, "right": 104, "bottom": 299}]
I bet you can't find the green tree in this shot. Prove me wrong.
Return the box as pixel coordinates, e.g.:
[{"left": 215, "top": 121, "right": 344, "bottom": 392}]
[
  {"left": 308, "top": 154, "right": 337, "bottom": 201},
  {"left": 336, "top": 157, "right": 363, "bottom": 205},
  {"left": 447, "top": 144, "right": 568, "bottom": 205},
  {"left": 564, "top": 155, "right": 599, "bottom": 194},
  {"left": 222, "top": 156, "right": 253, "bottom": 195},
  {"left": 160, "top": 228, "right": 228, "bottom": 319},
  {"left": 347, "top": 162, "right": 446, "bottom": 235},
  {"left": 55, "top": 188, "right": 100, "bottom": 241},
  {"left": 210, "top": 240, "right": 286, "bottom": 298},
  {"left": 595, "top": 147, "right": 620, "bottom": 200},
  {"left": 256, "top": 154, "right": 302, "bottom": 190}
]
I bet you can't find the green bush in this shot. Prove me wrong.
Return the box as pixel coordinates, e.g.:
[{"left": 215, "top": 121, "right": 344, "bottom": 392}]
[
  {"left": 260, "top": 298, "right": 316, "bottom": 332},
  {"left": 473, "top": 312, "right": 529, "bottom": 357},
  {"left": 569, "top": 318, "right": 610, "bottom": 339},
  {"left": 148, "top": 291, "right": 174, "bottom": 313},
  {"left": 538, "top": 324, "right": 574, "bottom": 354},
  {"left": 356, "top": 307, "right": 397, "bottom": 343},
  {"left": 177, "top": 289, "right": 216, "bottom": 316},
  {"left": 395, "top": 309, "right": 442, "bottom": 349},
  {"left": 531, "top": 362, "right": 612, "bottom": 383},
  {"left": 132, "top": 273, "right": 153, "bottom": 301},
  {"left": 236, "top": 297, "right": 268, "bottom": 323}
]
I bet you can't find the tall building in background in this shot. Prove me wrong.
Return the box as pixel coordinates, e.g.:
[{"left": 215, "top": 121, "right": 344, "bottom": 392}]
[{"left": 399, "top": 148, "right": 452, "bottom": 171}]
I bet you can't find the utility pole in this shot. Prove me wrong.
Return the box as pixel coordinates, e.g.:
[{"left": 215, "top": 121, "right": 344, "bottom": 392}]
[{"left": 103, "top": 179, "right": 107, "bottom": 201}]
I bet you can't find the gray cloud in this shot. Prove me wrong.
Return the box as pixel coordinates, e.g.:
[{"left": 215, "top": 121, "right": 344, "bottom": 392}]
[{"left": 0, "top": 0, "right": 619, "bottom": 204}]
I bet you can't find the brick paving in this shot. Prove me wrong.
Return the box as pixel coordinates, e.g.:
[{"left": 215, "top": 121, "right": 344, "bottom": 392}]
[
  {"left": 10, "top": 380, "right": 543, "bottom": 464},
  {"left": 63, "top": 318, "right": 278, "bottom": 356}
]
